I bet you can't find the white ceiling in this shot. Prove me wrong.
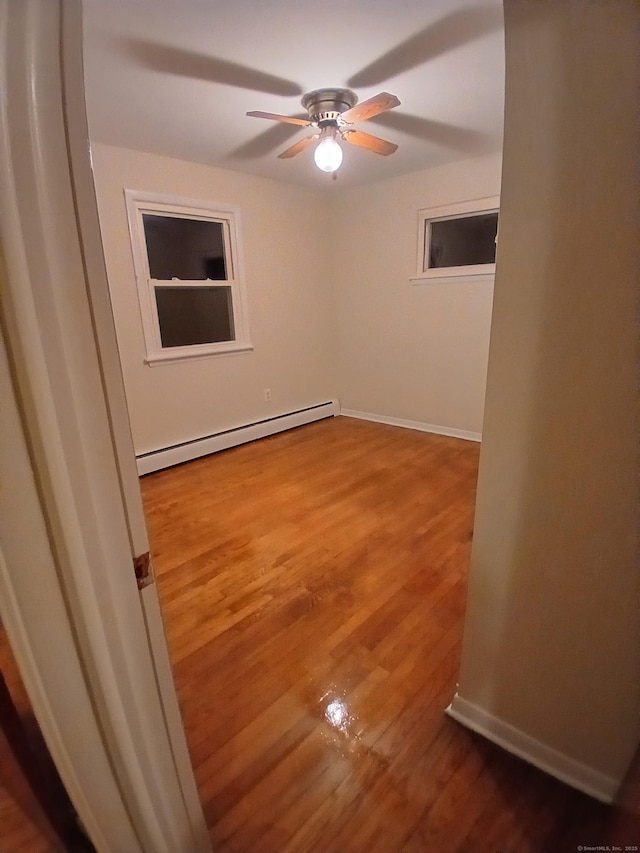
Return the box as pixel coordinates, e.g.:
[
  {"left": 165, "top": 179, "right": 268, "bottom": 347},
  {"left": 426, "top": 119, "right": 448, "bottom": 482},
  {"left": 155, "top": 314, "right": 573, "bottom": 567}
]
[{"left": 82, "top": 0, "right": 505, "bottom": 191}]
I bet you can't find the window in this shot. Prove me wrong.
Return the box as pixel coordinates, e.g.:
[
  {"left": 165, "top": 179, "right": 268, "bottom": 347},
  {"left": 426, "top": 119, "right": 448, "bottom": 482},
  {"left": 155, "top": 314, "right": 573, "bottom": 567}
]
[
  {"left": 413, "top": 196, "right": 499, "bottom": 283},
  {"left": 125, "top": 190, "right": 251, "bottom": 364}
]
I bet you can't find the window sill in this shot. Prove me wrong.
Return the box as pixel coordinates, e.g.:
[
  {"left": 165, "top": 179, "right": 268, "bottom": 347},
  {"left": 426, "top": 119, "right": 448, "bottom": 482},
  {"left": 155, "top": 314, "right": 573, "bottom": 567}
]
[
  {"left": 144, "top": 343, "right": 254, "bottom": 366},
  {"left": 410, "top": 271, "right": 495, "bottom": 285}
]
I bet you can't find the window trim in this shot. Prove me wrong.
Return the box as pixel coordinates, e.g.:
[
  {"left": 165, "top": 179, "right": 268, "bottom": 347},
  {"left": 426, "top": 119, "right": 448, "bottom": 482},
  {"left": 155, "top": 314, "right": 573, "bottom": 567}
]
[
  {"left": 124, "top": 189, "right": 252, "bottom": 365},
  {"left": 411, "top": 195, "right": 500, "bottom": 285}
]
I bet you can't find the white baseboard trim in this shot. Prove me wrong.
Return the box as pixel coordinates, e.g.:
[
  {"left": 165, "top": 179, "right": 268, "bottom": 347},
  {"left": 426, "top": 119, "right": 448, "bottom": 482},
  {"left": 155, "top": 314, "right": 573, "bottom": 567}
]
[
  {"left": 446, "top": 693, "right": 619, "bottom": 803},
  {"left": 339, "top": 409, "right": 481, "bottom": 442},
  {"left": 136, "top": 400, "right": 339, "bottom": 475}
]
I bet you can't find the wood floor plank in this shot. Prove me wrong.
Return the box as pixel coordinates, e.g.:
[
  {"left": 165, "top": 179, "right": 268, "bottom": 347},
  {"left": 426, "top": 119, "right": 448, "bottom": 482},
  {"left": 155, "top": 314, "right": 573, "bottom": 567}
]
[
  {"left": 0, "top": 632, "right": 63, "bottom": 853},
  {"left": 140, "top": 417, "right": 618, "bottom": 852}
]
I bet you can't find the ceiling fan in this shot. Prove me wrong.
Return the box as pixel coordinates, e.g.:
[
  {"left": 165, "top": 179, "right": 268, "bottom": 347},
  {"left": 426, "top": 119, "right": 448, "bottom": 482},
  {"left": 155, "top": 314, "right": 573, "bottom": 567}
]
[{"left": 247, "top": 88, "right": 400, "bottom": 173}]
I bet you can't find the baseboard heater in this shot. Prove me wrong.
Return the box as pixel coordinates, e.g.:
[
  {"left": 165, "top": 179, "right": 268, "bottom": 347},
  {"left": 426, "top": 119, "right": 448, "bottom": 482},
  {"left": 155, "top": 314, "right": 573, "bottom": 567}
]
[{"left": 136, "top": 400, "right": 340, "bottom": 475}]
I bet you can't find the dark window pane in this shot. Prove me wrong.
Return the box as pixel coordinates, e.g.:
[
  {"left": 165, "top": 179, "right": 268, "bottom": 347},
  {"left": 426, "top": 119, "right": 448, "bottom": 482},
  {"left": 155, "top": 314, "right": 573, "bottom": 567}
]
[
  {"left": 428, "top": 212, "right": 498, "bottom": 269},
  {"left": 155, "top": 286, "right": 234, "bottom": 348},
  {"left": 143, "top": 214, "right": 227, "bottom": 280}
]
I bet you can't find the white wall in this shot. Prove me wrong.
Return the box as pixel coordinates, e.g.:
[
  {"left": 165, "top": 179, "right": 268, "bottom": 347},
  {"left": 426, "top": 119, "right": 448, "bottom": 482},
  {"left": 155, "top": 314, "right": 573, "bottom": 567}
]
[
  {"left": 452, "top": 0, "right": 640, "bottom": 795},
  {"left": 91, "top": 143, "right": 335, "bottom": 455},
  {"left": 92, "top": 143, "right": 501, "bottom": 455},
  {"left": 331, "top": 152, "right": 502, "bottom": 435}
]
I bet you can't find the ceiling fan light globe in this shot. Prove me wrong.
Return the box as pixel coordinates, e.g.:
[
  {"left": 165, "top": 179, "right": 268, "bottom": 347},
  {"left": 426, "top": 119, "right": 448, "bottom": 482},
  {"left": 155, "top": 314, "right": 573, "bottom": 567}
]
[{"left": 313, "top": 137, "right": 343, "bottom": 172}]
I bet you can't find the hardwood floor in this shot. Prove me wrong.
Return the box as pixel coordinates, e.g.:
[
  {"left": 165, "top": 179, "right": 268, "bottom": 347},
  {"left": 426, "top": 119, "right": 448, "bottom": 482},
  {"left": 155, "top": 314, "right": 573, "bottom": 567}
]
[
  {"left": 141, "top": 417, "right": 615, "bottom": 853},
  {"left": 0, "top": 633, "right": 57, "bottom": 853}
]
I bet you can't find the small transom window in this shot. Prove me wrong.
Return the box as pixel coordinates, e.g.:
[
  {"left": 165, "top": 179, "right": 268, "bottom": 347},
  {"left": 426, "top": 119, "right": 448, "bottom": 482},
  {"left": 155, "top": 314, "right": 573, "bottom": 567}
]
[{"left": 414, "top": 196, "right": 500, "bottom": 283}]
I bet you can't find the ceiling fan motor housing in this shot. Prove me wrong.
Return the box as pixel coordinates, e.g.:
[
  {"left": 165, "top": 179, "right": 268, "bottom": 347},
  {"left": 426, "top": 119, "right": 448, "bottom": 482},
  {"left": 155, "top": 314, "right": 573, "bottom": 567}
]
[{"left": 301, "top": 88, "right": 358, "bottom": 126}]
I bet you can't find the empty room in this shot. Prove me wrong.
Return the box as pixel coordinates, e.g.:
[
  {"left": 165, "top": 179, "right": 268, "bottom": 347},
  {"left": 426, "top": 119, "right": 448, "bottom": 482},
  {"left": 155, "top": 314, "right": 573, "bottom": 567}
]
[{"left": 0, "top": 1, "right": 638, "bottom": 852}]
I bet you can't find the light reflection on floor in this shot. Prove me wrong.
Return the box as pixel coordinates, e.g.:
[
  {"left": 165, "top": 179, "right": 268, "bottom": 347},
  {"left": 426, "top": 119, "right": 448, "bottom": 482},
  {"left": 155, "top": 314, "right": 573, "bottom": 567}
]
[{"left": 319, "top": 691, "right": 366, "bottom": 757}]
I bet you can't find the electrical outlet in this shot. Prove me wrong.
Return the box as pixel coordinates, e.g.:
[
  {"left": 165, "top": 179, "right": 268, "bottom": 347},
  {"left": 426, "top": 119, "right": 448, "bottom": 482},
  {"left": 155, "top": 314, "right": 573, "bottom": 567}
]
[{"left": 264, "top": 388, "right": 272, "bottom": 402}]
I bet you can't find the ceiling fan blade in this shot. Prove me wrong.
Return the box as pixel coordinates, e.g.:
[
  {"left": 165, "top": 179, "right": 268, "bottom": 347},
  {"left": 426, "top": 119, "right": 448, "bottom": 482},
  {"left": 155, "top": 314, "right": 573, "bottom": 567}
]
[
  {"left": 340, "top": 92, "right": 400, "bottom": 125},
  {"left": 247, "top": 110, "right": 311, "bottom": 127},
  {"left": 342, "top": 130, "right": 398, "bottom": 156},
  {"left": 277, "top": 135, "right": 319, "bottom": 159}
]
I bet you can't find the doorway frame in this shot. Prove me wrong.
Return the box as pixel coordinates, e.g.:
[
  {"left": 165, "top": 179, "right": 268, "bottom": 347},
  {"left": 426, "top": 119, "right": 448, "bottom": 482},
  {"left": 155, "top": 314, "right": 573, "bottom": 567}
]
[{"left": 0, "top": 1, "right": 210, "bottom": 850}]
